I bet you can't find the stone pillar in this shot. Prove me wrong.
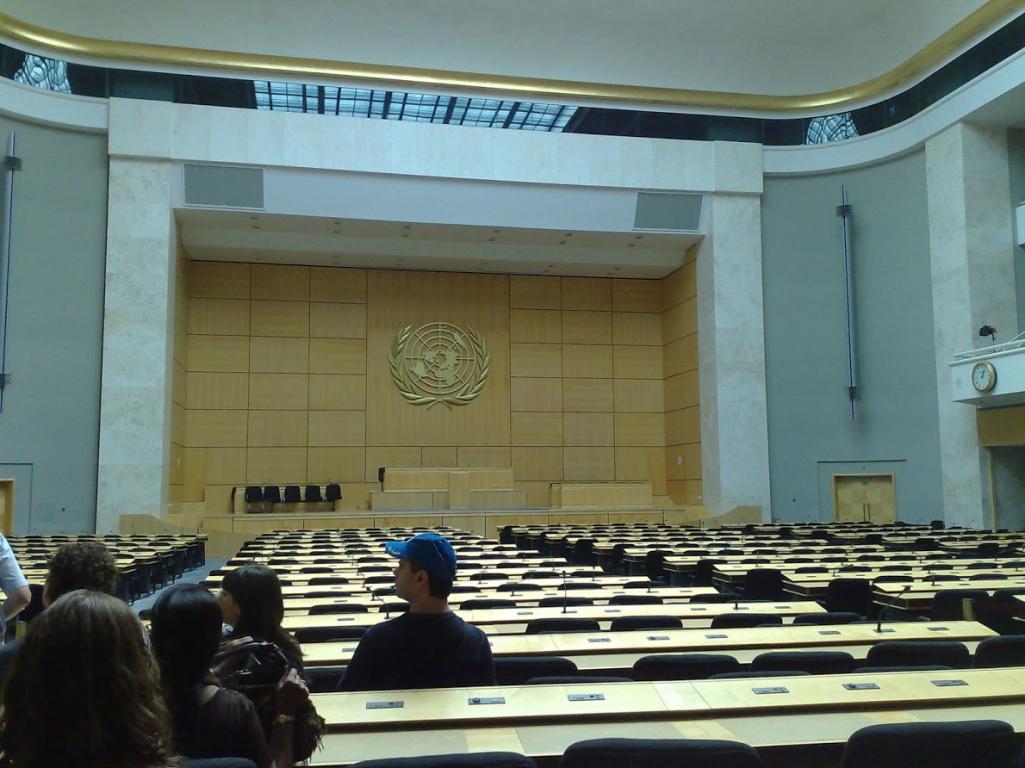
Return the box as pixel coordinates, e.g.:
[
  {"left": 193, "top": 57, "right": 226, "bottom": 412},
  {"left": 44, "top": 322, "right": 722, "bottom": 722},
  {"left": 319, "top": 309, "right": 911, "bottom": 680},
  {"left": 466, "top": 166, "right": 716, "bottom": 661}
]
[
  {"left": 697, "top": 192, "right": 772, "bottom": 519},
  {"left": 95, "top": 158, "right": 176, "bottom": 532},
  {"left": 925, "top": 122, "right": 1018, "bottom": 528}
]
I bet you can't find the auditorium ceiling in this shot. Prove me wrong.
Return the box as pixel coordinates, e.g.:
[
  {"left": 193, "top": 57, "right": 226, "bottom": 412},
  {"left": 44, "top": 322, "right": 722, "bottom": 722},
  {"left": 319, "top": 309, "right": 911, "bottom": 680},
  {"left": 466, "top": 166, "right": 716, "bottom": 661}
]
[{"left": 3, "top": 0, "right": 1004, "bottom": 103}]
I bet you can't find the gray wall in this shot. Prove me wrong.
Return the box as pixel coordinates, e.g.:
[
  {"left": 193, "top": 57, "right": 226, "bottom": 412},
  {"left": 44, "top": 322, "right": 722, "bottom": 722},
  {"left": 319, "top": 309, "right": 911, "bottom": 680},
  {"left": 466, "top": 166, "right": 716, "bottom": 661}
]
[
  {"left": 1006, "top": 130, "right": 1025, "bottom": 336},
  {"left": 0, "top": 115, "right": 107, "bottom": 533},
  {"left": 761, "top": 150, "right": 944, "bottom": 523}
]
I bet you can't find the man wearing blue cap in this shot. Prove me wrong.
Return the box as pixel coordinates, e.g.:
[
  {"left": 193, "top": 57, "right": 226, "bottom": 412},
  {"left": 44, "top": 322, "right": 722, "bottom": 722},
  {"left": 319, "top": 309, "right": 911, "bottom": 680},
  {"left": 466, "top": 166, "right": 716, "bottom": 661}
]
[{"left": 338, "top": 532, "right": 496, "bottom": 691}]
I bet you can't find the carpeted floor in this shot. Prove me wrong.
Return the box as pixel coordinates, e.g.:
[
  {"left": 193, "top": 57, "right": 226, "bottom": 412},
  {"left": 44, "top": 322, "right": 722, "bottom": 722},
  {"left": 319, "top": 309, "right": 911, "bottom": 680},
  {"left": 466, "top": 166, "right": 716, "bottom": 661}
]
[{"left": 132, "top": 557, "right": 227, "bottom": 613}]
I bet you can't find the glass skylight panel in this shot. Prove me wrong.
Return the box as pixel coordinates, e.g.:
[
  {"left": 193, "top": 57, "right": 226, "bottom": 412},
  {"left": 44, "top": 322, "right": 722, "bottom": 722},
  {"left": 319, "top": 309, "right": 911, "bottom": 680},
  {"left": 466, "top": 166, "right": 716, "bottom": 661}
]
[
  {"left": 252, "top": 80, "right": 575, "bottom": 132},
  {"left": 13, "top": 54, "right": 71, "bottom": 93},
  {"left": 806, "top": 112, "right": 859, "bottom": 144}
]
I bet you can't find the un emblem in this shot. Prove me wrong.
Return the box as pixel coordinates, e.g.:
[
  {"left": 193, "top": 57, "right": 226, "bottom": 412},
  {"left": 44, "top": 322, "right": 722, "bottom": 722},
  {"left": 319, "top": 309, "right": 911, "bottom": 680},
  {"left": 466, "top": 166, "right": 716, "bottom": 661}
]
[{"left": 389, "top": 322, "right": 490, "bottom": 408}]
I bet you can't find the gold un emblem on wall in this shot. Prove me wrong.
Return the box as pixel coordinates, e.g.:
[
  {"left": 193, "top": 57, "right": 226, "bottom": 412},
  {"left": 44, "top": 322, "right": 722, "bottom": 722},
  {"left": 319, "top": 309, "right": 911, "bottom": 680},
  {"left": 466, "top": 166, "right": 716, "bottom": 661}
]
[{"left": 389, "top": 322, "right": 490, "bottom": 408}]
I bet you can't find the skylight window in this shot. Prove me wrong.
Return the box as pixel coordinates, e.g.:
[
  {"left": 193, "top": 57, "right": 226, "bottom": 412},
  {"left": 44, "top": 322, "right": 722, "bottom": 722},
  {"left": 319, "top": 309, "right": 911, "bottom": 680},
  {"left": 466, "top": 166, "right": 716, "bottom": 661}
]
[
  {"left": 13, "top": 54, "right": 71, "bottom": 93},
  {"left": 805, "top": 113, "right": 859, "bottom": 144},
  {"left": 253, "top": 81, "right": 576, "bottom": 131}
]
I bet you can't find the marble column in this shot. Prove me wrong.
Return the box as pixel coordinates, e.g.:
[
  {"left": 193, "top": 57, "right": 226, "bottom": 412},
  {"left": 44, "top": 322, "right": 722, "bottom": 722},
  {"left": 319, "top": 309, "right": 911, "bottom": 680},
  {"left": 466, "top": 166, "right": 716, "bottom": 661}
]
[
  {"left": 697, "top": 192, "right": 772, "bottom": 519},
  {"left": 925, "top": 122, "right": 1018, "bottom": 529},
  {"left": 95, "top": 158, "right": 176, "bottom": 532}
]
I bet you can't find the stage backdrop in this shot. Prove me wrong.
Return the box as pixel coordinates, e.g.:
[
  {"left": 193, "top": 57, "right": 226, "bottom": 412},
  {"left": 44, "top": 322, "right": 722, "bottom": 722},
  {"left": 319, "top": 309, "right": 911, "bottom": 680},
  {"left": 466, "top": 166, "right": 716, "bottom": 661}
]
[{"left": 168, "top": 254, "right": 699, "bottom": 513}]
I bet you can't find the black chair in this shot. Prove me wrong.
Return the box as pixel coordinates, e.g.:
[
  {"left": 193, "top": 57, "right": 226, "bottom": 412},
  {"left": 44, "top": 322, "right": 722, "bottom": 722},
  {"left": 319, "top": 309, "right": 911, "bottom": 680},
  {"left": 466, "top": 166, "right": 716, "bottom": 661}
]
[
  {"left": 791, "top": 611, "right": 861, "bottom": 625},
  {"left": 692, "top": 560, "right": 719, "bottom": 587},
  {"left": 632, "top": 654, "right": 740, "bottom": 681},
  {"left": 527, "top": 675, "right": 632, "bottom": 685},
  {"left": 295, "top": 626, "right": 367, "bottom": 643},
  {"left": 495, "top": 656, "right": 576, "bottom": 685},
  {"left": 183, "top": 760, "right": 259, "bottom": 768},
  {"left": 305, "top": 665, "right": 347, "bottom": 693},
  {"left": 689, "top": 593, "right": 741, "bottom": 603},
  {"left": 751, "top": 650, "right": 854, "bottom": 675},
  {"left": 308, "top": 603, "right": 369, "bottom": 615},
  {"left": 711, "top": 670, "right": 811, "bottom": 679},
  {"left": 854, "top": 664, "right": 952, "bottom": 673},
  {"left": 460, "top": 599, "right": 517, "bottom": 610},
  {"left": 497, "top": 582, "right": 543, "bottom": 592},
  {"left": 608, "top": 595, "right": 663, "bottom": 606},
  {"left": 308, "top": 576, "right": 349, "bottom": 585},
  {"left": 973, "top": 635, "right": 1025, "bottom": 668},
  {"left": 525, "top": 618, "right": 600, "bottom": 634},
  {"left": 839, "top": 720, "right": 1014, "bottom": 768},
  {"left": 283, "top": 485, "right": 301, "bottom": 503},
  {"left": 325, "top": 483, "right": 342, "bottom": 504},
  {"left": 823, "top": 578, "right": 873, "bottom": 616},
  {"left": 263, "top": 485, "right": 282, "bottom": 504},
  {"left": 304, "top": 485, "right": 323, "bottom": 502},
  {"left": 538, "top": 596, "right": 594, "bottom": 608},
  {"left": 710, "top": 613, "right": 783, "bottom": 629},
  {"left": 560, "top": 738, "right": 763, "bottom": 768},
  {"left": 931, "top": 589, "right": 990, "bottom": 620},
  {"left": 353, "top": 754, "right": 537, "bottom": 768},
  {"left": 610, "top": 616, "right": 683, "bottom": 632},
  {"left": 739, "top": 569, "right": 785, "bottom": 600},
  {"left": 864, "top": 640, "right": 970, "bottom": 669},
  {"left": 243, "top": 486, "right": 264, "bottom": 505}
]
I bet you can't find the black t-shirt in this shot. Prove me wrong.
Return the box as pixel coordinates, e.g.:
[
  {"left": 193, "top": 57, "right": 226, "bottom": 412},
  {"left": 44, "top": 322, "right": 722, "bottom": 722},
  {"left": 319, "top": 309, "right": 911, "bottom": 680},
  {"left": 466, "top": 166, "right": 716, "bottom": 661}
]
[
  {"left": 339, "top": 611, "right": 496, "bottom": 691},
  {"left": 182, "top": 688, "right": 272, "bottom": 768}
]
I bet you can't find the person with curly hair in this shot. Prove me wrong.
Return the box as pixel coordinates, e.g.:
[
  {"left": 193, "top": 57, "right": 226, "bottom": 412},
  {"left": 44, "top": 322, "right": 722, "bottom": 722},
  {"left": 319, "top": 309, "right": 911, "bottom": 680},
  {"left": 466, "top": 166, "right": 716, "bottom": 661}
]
[
  {"left": 0, "top": 541, "right": 120, "bottom": 681},
  {"left": 0, "top": 589, "right": 174, "bottom": 768}
]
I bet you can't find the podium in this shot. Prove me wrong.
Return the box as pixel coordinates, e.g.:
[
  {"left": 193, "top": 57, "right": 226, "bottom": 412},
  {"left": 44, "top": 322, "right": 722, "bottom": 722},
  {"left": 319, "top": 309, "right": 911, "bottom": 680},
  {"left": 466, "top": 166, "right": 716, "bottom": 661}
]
[{"left": 370, "top": 468, "right": 527, "bottom": 511}]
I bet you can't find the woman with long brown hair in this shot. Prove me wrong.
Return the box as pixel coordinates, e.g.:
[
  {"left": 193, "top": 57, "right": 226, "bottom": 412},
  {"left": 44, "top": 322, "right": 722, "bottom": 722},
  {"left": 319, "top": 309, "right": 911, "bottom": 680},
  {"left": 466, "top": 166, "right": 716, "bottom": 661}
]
[
  {"left": 0, "top": 589, "right": 174, "bottom": 768},
  {"left": 218, "top": 564, "right": 303, "bottom": 669}
]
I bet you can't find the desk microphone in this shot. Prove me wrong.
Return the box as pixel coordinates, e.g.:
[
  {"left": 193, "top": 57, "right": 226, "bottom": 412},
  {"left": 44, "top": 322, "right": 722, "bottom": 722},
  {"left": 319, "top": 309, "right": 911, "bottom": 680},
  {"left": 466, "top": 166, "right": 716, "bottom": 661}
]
[
  {"left": 876, "top": 583, "right": 912, "bottom": 633},
  {"left": 561, "top": 570, "right": 569, "bottom": 614}
]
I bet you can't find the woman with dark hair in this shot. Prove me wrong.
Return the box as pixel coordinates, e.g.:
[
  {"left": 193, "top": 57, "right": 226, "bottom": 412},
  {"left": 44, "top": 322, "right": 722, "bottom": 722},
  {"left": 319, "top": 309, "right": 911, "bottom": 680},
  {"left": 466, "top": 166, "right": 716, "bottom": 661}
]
[
  {"left": 0, "top": 590, "right": 173, "bottom": 768},
  {"left": 151, "top": 583, "right": 307, "bottom": 768},
  {"left": 219, "top": 564, "right": 303, "bottom": 669}
]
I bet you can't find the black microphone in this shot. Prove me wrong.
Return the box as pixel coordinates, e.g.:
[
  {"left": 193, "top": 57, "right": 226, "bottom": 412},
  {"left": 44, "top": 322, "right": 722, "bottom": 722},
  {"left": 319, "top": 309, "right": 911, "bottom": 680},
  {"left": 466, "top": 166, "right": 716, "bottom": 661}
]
[
  {"left": 876, "top": 583, "right": 913, "bottom": 633},
  {"left": 561, "top": 570, "right": 569, "bottom": 614}
]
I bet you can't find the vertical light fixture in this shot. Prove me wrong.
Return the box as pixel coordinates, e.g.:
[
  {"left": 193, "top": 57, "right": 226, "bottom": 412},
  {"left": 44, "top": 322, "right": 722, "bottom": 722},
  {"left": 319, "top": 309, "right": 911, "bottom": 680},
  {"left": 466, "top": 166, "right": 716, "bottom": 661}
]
[
  {"left": 0, "top": 132, "right": 18, "bottom": 410},
  {"left": 837, "top": 185, "right": 857, "bottom": 420}
]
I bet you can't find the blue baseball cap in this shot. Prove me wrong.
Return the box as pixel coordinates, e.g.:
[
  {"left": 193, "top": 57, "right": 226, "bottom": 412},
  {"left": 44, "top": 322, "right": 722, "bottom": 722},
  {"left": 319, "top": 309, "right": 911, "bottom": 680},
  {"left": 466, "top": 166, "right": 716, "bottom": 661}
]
[{"left": 384, "top": 532, "right": 457, "bottom": 581}]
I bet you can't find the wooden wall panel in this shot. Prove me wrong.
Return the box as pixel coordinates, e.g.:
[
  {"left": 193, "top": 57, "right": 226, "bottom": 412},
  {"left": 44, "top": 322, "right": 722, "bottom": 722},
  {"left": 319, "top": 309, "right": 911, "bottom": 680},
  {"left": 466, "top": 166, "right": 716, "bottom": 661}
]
[
  {"left": 248, "top": 410, "right": 309, "bottom": 447},
  {"left": 614, "top": 379, "right": 664, "bottom": 413},
  {"left": 562, "top": 379, "right": 613, "bottom": 412},
  {"left": 510, "top": 275, "right": 561, "bottom": 309},
  {"left": 457, "top": 447, "right": 512, "bottom": 468},
  {"left": 616, "top": 446, "right": 667, "bottom": 494},
  {"left": 663, "top": 298, "right": 697, "bottom": 342},
  {"left": 249, "top": 374, "right": 308, "bottom": 410},
  {"left": 252, "top": 265, "right": 309, "bottom": 301},
  {"left": 510, "top": 344, "right": 561, "bottom": 377},
  {"left": 613, "top": 346, "right": 663, "bottom": 379},
  {"left": 564, "top": 447, "right": 615, "bottom": 481},
  {"left": 511, "top": 378, "right": 562, "bottom": 412},
  {"left": 562, "top": 311, "right": 612, "bottom": 345},
  {"left": 309, "top": 375, "right": 366, "bottom": 410},
  {"left": 183, "top": 447, "right": 205, "bottom": 500},
  {"left": 615, "top": 412, "right": 665, "bottom": 446},
  {"left": 365, "top": 447, "right": 421, "bottom": 482},
  {"left": 309, "top": 339, "right": 367, "bottom": 374},
  {"left": 250, "top": 337, "right": 309, "bottom": 373},
  {"left": 421, "top": 446, "right": 458, "bottom": 467},
  {"left": 510, "top": 309, "right": 562, "bottom": 343},
  {"left": 188, "top": 298, "right": 250, "bottom": 335},
  {"left": 188, "top": 261, "right": 250, "bottom": 299},
  {"left": 562, "top": 344, "right": 612, "bottom": 378},
  {"left": 309, "top": 303, "right": 367, "bottom": 338},
  {"left": 251, "top": 301, "right": 310, "bottom": 337},
  {"left": 978, "top": 405, "right": 1025, "bottom": 446},
  {"left": 613, "top": 313, "right": 662, "bottom": 346},
  {"left": 186, "top": 372, "right": 248, "bottom": 410},
  {"left": 308, "top": 411, "right": 366, "bottom": 446},
  {"left": 564, "top": 412, "right": 613, "bottom": 446},
  {"left": 307, "top": 447, "right": 366, "bottom": 482},
  {"left": 663, "top": 335, "right": 698, "bottom": 377},
  {"left": 366, "top": 271, "right": 511, "bottom": 447},
  {"left": 309, "top": 267, "right": 367, "bottom": 303},
  {"left": 185, "top": 410, "right": 247, "bottom": 447},
  {"left": 512, "top": 447, "right": 563, "bottom": 481},
  {"left": 665, "top": 406, "right": 701, "bottom": 445},
  {"left": 612, "top": 279, "right": 661, "bottom": 313},
  {"left": 511, "top": 412, "right": 563, "bottom": 446},
  {"left": 666, "top": 443, "right": 702, "bottom": 481},
  {"left": 188, "top": 336, "right": 249, "bottom": 372},
  {"left": 664, "top": 370, "right": 699, "bottom": 411},
  {"left": 562, "top": 277, "right": 611, "bottom": 311},
  {"left": 204, "top": 447, "right": 246, "bottom": 484},
  {"left": 246, "top": 447, "right": 307, "bottom": 483}
]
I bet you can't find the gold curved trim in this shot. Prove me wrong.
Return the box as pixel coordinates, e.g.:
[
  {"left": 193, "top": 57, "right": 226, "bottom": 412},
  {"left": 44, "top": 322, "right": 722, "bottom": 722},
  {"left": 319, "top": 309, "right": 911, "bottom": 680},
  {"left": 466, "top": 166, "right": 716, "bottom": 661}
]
[{"left": 1, "top": 0, "right": 1024, "bottom": 114}]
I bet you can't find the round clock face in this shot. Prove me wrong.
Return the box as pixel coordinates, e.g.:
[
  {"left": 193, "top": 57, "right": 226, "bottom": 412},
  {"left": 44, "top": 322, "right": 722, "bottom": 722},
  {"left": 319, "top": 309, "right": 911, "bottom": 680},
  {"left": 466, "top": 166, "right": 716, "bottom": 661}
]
[{"left": 972, "top": 362, "right": 996, "bottom": 393}]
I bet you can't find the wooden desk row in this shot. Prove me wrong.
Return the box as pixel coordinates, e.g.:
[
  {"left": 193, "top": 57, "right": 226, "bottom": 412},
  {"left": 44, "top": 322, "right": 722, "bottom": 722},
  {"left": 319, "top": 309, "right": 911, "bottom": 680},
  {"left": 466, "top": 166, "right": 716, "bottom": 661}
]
[{"left": 308, "top": 666, "right": 1025, "bottom": 766}]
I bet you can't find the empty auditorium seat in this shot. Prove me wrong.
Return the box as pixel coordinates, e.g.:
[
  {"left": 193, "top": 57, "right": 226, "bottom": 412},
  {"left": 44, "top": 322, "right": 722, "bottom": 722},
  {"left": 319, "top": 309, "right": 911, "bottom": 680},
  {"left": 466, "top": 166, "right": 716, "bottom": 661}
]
[
  {"left": 609, "top": 616, "right": 683, "bottom": 632},
  {"left": 632, "top": 654, "right": 740, "bottom": 681},
  {"left": 304, "top": 484, "right": 323, "bottom": 502},
  {"left": 495, "top": 656, "right": 576, "bottom": 685},
  {"left": 353, "top": 754, "right": 537, "bottom": 768},
  {"left": 525, "top": 618, "right": 601, "bottom": 635},
  {"left": 283, "top": 485, "right": 301, "bottom": 503},
  {"left": 751, "top": 650, "right": 855, "bottom": 675},
  {"left": 791, "top": 611, "right": 861, "bottom": 625},
  {"left": 263, "top": 485, "right": 282, "bottom": 504},
  {"left": 863, "top": 640, "right": 970, "bottom": 669},
  {"left": 710, "top": 613, "right": 783, "bottom": 629},
  {"left": 823, "top": 578, "right": 873, "bottom": 616},
  {"left": 840, "top": 720, "right": 1014, "bottom": 768},
  {"left": 560, "top": 737, "right": 763, "bottom": 768},
  {"left": 973, "top": 635, "right": 1025, "bottom": 668}
]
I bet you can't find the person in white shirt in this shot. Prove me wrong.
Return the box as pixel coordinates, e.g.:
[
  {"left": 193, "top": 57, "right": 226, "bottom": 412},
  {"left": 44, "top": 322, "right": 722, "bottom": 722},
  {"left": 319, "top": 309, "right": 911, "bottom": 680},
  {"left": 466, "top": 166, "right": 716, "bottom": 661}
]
[{"left": 0, "top": 534, "right": 31, "bottom": 638}]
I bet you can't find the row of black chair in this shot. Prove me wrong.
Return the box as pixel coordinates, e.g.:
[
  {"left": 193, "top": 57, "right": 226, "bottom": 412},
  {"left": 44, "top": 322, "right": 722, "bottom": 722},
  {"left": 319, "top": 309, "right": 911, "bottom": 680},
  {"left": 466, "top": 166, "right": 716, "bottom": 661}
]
[{"left": 242, "top": 484, "right": 341, "bottom": 505}]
